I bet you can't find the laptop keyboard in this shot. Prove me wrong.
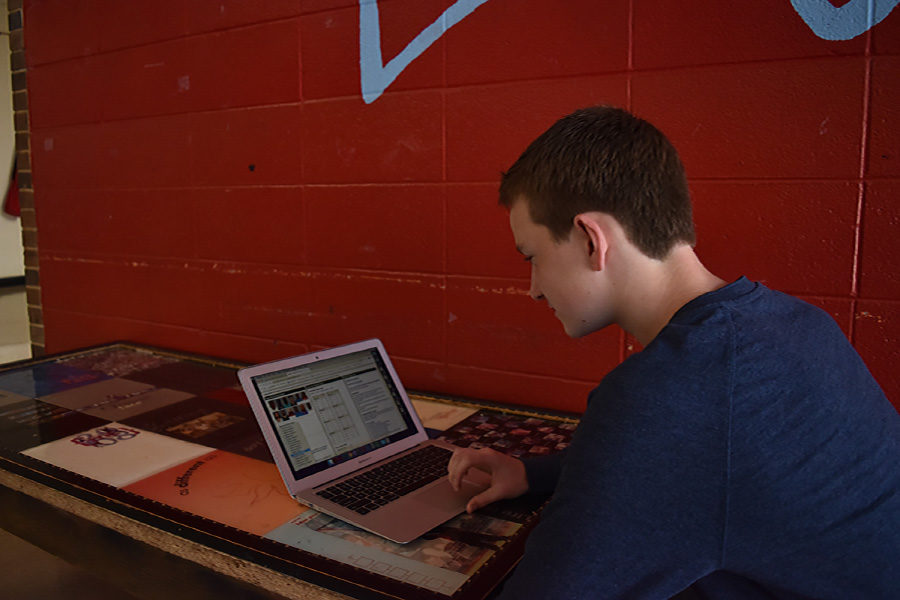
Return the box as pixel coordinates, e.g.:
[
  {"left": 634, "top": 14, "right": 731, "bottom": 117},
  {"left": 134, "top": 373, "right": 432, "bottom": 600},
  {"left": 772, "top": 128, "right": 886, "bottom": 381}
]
[{"left": 315, "top": 445, "right": 453, "bottom": 515}]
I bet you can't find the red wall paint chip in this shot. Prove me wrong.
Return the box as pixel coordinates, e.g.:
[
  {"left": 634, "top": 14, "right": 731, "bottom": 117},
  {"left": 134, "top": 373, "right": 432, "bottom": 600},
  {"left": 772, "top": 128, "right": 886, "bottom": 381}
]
[
  {"left": 854, "top": 301, "right": 900, "bottom": 410},
  {"left": 305, "top": 184, "right": 444, "bottom": 273},
  {"left": 301, "top": 92, "right": 443, "bottom": 183},
  {"left": 859, "top": 181, "right": 900, "bottom": 299}
]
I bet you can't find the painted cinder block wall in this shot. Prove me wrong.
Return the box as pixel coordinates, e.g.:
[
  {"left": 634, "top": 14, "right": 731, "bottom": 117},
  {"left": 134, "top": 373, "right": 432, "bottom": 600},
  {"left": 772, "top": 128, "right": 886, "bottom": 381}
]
[{"left": 14, "top": 0, "right": 900, "bottom": 413}]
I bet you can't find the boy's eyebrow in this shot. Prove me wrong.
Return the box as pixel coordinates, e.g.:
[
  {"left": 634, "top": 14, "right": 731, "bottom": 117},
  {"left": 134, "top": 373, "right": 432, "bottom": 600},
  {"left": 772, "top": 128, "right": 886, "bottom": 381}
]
[{"left": 515, "top": 244, "right": 526, "bottom": 255}]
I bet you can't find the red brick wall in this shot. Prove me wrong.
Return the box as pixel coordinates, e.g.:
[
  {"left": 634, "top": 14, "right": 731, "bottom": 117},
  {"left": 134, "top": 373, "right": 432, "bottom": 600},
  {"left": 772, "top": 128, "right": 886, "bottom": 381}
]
[{"left": 19, "top": 0, "right": 900, "bottom": 412}]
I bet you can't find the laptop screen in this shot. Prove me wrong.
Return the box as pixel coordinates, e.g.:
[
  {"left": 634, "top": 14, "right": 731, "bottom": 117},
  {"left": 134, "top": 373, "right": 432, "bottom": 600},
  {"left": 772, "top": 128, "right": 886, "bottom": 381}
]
[{"left": 249, "top": 347, "right": 418, "bottom": 480}]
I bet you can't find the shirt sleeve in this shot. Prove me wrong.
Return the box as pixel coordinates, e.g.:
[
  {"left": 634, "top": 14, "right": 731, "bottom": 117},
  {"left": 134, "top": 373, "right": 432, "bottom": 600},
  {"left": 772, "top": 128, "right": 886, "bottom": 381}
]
[
  {"left": 497, "top": 366, "right": 730, "bottom": 599},
  {"left": 522, "top": 450, "right": 566, "bottom": 495}
]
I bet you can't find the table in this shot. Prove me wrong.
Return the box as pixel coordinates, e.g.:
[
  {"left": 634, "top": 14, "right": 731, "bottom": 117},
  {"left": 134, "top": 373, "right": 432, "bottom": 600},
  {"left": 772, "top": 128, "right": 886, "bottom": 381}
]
[{"left": 0, "top": 343, "right": 577, "bottom": 600}]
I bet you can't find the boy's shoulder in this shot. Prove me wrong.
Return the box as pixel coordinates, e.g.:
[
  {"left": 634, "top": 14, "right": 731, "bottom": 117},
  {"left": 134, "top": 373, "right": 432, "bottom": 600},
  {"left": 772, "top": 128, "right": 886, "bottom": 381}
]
[
  {"left": 662, "top": 277, "right": 845, "bottom": 356},
  {"left": 588, "top": 278, "right": 849, "bottom": 416}
]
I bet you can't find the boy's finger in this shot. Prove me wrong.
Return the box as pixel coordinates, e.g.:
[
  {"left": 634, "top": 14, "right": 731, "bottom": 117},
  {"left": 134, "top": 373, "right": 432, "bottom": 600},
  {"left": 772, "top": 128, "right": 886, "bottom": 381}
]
[
  {"left": 447, "top": 451, "right": 475, "bottom": 490},
  {"left": 449, "top": 465, "right": 466, "bottom": 491},
  {"left": 466, "top": 486, "right": 503, "bottom": 514}
]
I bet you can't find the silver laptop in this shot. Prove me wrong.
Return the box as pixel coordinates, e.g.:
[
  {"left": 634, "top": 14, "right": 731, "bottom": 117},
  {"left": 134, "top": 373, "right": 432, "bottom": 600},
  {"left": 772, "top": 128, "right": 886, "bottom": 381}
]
[{"left": 238, "top": 338, "right": 489, "bottom": 543}]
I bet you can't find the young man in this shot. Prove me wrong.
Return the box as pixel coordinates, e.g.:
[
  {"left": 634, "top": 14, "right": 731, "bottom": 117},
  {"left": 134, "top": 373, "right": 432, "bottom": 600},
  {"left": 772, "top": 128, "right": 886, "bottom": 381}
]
[{"left": 447, "top": 106, "right": 900, "bottom": 599}]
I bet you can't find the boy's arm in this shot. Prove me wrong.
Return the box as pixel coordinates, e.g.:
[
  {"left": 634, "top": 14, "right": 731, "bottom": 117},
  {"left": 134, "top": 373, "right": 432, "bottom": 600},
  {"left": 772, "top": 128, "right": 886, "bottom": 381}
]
[{"left": 492, "top": 382, "right": 726, "bottom": 600}]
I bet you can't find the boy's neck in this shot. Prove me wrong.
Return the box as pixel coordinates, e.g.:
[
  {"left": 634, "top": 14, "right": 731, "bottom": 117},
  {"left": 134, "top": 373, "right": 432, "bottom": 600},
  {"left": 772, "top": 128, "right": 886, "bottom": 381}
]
[{"left": 615, "top": 245, "right": 726, "bottom": 347}]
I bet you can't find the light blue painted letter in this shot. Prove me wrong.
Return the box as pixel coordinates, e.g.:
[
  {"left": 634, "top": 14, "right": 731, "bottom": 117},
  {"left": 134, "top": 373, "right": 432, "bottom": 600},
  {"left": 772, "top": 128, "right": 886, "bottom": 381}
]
[
  {"left": 791, "top": 0, "right": 899, "bottom": 40},
  {"left": 359, "top": 0, "right": 491, "bottom": 104}
]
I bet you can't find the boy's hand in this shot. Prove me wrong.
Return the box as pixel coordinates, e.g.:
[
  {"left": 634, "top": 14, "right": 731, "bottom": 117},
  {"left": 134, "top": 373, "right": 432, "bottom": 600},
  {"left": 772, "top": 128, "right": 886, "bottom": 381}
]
[{"left": 447, "top": 447, "right": 529, "bottom": 513}]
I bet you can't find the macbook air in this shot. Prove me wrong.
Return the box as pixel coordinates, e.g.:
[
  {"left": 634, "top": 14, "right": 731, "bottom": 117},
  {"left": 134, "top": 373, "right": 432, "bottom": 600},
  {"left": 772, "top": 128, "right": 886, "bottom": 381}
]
[{"left": 238, "top": 338, "right": 489, "bottom": 543}]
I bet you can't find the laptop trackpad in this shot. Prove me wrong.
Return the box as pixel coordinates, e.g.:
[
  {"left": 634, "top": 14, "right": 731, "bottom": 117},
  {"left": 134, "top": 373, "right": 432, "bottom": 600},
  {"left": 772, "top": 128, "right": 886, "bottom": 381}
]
[{"left": 413, "top": 477, "right": 488, "bottom": 513}]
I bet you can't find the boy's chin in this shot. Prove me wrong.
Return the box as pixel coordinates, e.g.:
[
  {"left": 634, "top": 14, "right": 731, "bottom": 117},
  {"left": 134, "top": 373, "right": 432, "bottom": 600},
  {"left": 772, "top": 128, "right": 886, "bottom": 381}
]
[
  {"left": 561, "top": 317, "right": 610, "bottom": 339},
  {"left": 562, "top": 321, "right": 594, "bottom": 339}
]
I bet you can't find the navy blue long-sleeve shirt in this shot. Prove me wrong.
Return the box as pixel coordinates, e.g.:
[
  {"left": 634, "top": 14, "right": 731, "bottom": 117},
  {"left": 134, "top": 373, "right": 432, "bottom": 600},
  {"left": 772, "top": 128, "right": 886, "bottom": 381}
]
[{"left": 505, "top": 277, "right": 899, "bottom": 599}]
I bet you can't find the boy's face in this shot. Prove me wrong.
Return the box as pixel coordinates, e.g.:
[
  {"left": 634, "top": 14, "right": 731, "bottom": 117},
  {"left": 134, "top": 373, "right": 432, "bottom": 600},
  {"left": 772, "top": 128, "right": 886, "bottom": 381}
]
[{"left": 509, "top": 199, "right": 611, "bottom": 338}]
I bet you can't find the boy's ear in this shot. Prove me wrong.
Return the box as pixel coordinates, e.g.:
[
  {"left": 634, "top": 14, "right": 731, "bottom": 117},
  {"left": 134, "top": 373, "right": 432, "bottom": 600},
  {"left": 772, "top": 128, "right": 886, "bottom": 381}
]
[{"left": 573, "top": 213, "right": 609, "bottom": 271}]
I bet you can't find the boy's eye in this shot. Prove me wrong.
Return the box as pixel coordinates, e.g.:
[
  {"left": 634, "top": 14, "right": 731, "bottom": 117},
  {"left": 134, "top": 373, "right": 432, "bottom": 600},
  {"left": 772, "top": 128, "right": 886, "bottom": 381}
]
[{"left": 523, "top": 256, "right": 533, "bottom": 263}]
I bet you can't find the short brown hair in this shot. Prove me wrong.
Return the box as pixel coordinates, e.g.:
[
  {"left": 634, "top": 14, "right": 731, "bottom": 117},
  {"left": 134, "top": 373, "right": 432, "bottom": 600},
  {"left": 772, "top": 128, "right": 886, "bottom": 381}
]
[{"left": 499, "top": 106, "right": 695, "bottom": 259}]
